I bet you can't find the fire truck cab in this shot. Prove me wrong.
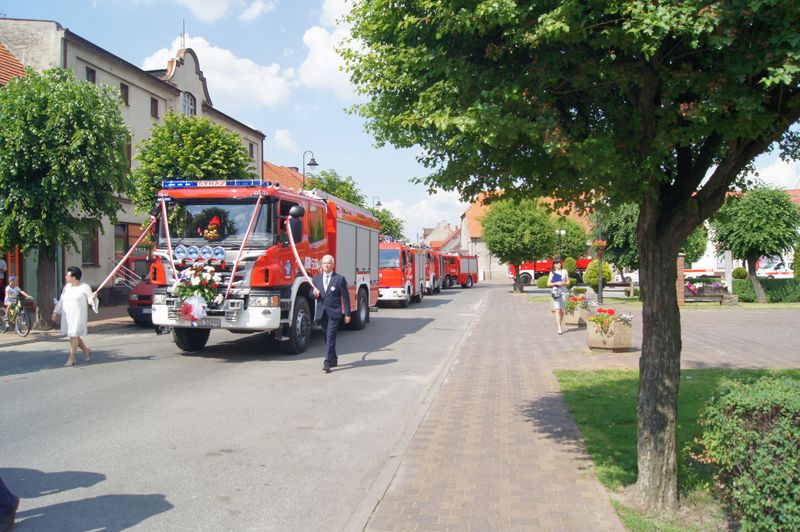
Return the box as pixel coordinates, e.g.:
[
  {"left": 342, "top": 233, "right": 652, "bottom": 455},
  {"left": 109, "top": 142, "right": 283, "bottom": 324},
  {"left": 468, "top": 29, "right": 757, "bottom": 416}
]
[
  {"left": 442, "top": 254, "right": 478, "bottom": 288},
  {"left": 149, "top": 180, "right": 380, "bottom": 354},
  {"left": 378, "top": 240, "right": 426, "bottom": 307}
]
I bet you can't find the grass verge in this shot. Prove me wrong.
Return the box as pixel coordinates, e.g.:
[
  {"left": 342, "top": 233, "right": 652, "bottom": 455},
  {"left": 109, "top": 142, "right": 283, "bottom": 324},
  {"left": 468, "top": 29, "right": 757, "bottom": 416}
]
[{"left": 554, "top": 368, "right": 800, "bottom": 530}]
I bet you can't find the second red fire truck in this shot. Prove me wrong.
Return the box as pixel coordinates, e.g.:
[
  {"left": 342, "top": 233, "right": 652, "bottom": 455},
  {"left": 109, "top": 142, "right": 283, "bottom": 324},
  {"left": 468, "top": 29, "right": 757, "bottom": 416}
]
[{"left": 377, "top": 240, "right": 426, "bottom": 307}]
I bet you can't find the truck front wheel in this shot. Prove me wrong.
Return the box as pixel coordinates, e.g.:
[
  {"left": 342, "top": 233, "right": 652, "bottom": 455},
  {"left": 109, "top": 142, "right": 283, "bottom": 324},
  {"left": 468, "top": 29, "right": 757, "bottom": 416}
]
[
  {"left": 280, "top": 298, "right": 312, "bottom": 354},
  {"left": 173, "top": 328, "right": 210, "bottom": 352},
  {"left": 520, "top": 273, "right": 532, "bottom": 286},
  {"left": 349, "top": 289, "right": 369, "bottom": 330},
  {"left": 399, "top": 288, "right": 410, "bottom": 308}
]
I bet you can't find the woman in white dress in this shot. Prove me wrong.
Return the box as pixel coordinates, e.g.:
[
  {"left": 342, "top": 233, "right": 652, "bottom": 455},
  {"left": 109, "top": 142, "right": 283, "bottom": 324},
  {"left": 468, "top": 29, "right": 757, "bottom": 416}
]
[
  {"left": 52, "top": 266, "right": 98, "bottom": 367},
  {"left": 547, "top": 258, "right": 570, "bottom": 335}
]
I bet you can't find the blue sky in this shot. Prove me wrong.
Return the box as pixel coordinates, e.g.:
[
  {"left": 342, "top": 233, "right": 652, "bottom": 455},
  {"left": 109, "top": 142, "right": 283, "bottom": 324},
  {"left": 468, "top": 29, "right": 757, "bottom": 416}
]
[
  {"left": 2, "top": 0, "right": 466, "bottom": 241},
  {"left": 3, "top": 1, "right": 799, "bottom": 241}
]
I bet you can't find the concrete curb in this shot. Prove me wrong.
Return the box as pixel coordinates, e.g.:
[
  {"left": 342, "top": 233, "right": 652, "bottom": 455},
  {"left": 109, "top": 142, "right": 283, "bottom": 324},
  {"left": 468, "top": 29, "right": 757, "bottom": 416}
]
[{"left": 342, "top": 293, "right": 488, "bottom": 532}]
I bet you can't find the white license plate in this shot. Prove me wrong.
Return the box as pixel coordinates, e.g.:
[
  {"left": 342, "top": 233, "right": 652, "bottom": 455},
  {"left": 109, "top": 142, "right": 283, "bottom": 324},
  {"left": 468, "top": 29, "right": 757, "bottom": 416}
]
[
  {"left": 198, "top": 318, "right": 221, "bottom": 327},
  {"left": 142, "top": 308, "right": 152, "bottom": 314}
]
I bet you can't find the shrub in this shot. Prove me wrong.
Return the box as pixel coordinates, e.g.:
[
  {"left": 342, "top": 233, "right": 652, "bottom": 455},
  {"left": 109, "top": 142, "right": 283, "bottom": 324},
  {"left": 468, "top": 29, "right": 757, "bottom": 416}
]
[
  {"left": 536, "top": 275, "right": 549, "bottom": 289},
  {"left": 572, "top": 287, "right": 587, "bottom": 295},
  {"left": 699, "top": 377, "right": 800, "bottom": 530},
  {"left": 732, "top": 267, "right": 748, "bottom": 279},
  {"left": 583, "top": 259, "right": 612, "bottom": 292},
  {"left": 624, "top": 287, "right": 640, "bottom": 298},
  {"left": 795, "top": 263, "right": 800, "bottom": 281},
  {"left": 733, "top": 279, "right": 800, "bottom": 303},
  {"left": 563, "top": 257, "right": 577, "bottom": 274}
]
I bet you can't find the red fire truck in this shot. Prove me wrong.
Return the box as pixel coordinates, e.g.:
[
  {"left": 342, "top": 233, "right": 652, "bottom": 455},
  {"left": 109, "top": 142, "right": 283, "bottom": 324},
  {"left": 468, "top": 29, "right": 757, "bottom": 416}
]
[
  {"left": 424, "top": 248, "right": 444, "bottom": 294},
  {"left": 442, "top": 254, "right": 478, "bottom": 288},
  {"left": 149, "top": 180, "right": 380, "bottom": 354},
  {"left": 508, "top": 257, "right": 592, "bottom": 285},
  {"left": 378, "top": 240, "right": 426, "bottom": 307}
]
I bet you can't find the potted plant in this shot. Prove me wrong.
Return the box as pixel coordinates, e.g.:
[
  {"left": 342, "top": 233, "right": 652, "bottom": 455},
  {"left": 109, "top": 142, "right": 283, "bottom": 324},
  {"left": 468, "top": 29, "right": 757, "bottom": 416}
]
[
  {"left": 586, "top": 307, "right": 634, "bottom": 351},
  {"left": 564, "top": 295, "right": 588, "bottom": 326}
]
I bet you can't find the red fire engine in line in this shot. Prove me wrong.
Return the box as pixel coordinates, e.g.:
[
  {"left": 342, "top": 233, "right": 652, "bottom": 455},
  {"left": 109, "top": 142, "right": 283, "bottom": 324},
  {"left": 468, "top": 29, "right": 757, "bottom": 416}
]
[
  {"left": 442, "top": 254, "right": 478, "bottom": 288},
  {"left": 508, "top": 257, "right": 592, "bottom": 285},
  {"left": 424, "top": 249, "right": 444, "bottom": 294},
  {"left": 378, "top": 240, "right": 426, "bottom": 307},
  {"left": 149, "top": 180, "right": 380, "bottom": 354}
]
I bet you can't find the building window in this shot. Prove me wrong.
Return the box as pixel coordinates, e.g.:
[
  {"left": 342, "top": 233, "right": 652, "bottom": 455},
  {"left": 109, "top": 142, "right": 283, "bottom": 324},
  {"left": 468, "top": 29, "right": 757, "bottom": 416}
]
[
  {"left": 120, "top": 83, "right": 129, "bottom": 105},
  {"left": 249, "top": 142, "right": 255, "bottom": 159},
  {"left": 85, "top": 66, "right": 96, "bottom": 83},
  {"left": 150, "top": 97, "right": 159, "bottom": 118},
  {"left": 183, "top": 92, "right": 196, "bottom": 115},
  {"left": 81, "top": 227, "right": 100, "bottom": 266}
]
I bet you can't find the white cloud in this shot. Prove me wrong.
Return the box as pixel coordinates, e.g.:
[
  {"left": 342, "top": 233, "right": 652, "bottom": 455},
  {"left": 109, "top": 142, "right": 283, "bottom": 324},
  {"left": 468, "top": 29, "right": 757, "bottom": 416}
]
[
  {"left": 754, "top": 158, "right": 800, "bottom": 189},
  {"left": 297, "top": 25, "right": 353, "bottom": 99},
  {"left": 271, "top": 129, "right": 298, "bottom": 153},
  {"left": 239, "top": 0, "right": 277, "bottom": 22},
  {"left": 321, "top": 0, "right": 350, "bottom": 27},
  {"left": 142, "top": 35, "right": 295, "bottom": 110},
  {"left": 382, "top": 190, "right": 468, "bottom": 241},
  {"left": 175, "top": 0, "right": 232, "bottom": 22}
]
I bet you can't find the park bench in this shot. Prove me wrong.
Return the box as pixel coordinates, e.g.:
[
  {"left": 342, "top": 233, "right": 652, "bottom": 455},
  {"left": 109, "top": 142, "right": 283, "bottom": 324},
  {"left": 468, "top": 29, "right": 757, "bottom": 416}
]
[{"left": 684, "top": 294, "right": 724, "bottom": 304}]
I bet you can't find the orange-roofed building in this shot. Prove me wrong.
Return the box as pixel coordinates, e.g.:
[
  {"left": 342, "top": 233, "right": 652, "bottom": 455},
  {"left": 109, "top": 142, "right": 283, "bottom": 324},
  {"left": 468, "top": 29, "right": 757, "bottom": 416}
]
[
  {"left": 262, "top": 161, "right": 305, "bottom": 191},
  {"left": 0, "top": 41, "right": 25, "bottom": 86}
]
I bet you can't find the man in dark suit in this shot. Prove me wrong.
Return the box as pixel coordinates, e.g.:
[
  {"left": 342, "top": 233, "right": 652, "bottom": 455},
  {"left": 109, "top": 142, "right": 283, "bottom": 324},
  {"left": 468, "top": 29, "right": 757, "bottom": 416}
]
[{"left": 312, "top": 255, "right": 351, "bottom": 373}]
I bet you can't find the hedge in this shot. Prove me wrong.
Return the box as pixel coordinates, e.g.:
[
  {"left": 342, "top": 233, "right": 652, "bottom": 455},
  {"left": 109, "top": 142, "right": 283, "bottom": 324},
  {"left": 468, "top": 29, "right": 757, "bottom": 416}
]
[
  {"left": 732, "top": 278, "right": 800, "bottom": 303},
  {"left": 700, "top": 377, "right": 800, "bottom": 530}
]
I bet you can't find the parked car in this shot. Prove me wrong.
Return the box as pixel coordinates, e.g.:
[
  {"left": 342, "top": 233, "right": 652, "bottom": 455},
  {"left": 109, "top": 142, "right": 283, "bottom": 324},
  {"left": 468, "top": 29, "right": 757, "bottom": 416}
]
[
  {"left": 756, "top": 261, "right": 794, "bottom": 279},
  {"left": 127, "top": 279, "right": 154, "bottom": 327},
  {"left": 613, "top": 270, "right": 639, "bottom": 284}
]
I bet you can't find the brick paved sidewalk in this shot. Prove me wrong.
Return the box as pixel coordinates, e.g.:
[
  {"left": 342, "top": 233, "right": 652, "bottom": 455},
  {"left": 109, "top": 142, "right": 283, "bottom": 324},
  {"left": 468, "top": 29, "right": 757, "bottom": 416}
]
[{"left": 365, "top": 286, "right": 624, "bottom": 531}]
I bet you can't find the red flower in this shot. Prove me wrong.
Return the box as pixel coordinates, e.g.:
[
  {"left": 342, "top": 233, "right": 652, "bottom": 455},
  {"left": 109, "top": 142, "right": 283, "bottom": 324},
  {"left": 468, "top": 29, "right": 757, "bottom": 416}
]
[
  {"left": 607, "top": 309, "right": 616, "bottom": 316},
  {"left": 201, "top": 280, "right": 207, "bottom": 285},
  {"left": 212, "top": 283, "right": 218, "bottom": 289}
]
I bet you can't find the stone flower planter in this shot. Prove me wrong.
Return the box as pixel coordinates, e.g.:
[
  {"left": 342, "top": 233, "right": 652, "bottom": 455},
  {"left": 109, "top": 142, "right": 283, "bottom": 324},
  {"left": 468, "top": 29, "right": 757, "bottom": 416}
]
[
  {"left": 564, "top": 308, "right": 586, "bottom": 326},
  {"left": 586, "top": 320, "right": 633, "bottom": 352}
]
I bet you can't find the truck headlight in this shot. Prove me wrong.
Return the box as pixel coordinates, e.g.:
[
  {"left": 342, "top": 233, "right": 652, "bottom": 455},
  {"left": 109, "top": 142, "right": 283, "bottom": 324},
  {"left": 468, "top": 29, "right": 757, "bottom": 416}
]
[
  {"left": 250, "top": 295, "right": 280, "bottom": 307},
  {"left": 153, "top": 294, "right": 167, "bottom": 304}
]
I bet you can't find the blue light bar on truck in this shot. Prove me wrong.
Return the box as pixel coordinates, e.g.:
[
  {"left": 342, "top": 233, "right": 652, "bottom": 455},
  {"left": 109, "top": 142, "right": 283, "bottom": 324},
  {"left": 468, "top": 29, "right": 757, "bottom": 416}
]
[{"left": 162, "top": 180, "right": 266, "bottom": 188}]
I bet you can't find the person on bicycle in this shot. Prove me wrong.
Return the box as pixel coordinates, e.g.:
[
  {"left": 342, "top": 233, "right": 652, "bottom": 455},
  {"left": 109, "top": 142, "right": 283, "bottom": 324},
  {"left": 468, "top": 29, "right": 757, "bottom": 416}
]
[{"left": 4, "top": 276, "right": 31, "bottom": 316}]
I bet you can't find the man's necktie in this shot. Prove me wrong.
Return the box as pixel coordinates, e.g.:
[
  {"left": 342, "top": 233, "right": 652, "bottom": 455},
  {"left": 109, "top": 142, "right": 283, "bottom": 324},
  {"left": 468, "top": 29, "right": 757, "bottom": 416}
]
[{"left": 324, "top": 275, "right": 330, "bottom": 292}]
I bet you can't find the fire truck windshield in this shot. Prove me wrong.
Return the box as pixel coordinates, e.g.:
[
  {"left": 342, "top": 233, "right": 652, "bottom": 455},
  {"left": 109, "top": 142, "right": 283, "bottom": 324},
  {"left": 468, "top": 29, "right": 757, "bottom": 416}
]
[
  {"left": 379, "top": 248, "right": 401, "bottom": 268},
  {"left": 158, "top": 200, "right": 275, "bottom": 246}
]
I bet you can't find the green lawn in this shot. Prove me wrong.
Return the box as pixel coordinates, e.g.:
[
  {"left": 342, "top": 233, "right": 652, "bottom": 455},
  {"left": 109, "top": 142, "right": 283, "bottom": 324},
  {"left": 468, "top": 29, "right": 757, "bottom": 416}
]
[{"left": 554, "top": 369, "right": 800, "bottom": 530}]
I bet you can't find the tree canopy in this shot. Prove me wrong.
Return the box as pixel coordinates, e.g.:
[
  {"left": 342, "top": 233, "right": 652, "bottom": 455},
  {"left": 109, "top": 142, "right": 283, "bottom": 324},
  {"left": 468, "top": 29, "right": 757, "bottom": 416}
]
[
  {"left": 0, "top": 67, "right": 131, "bottom": 327},
  {"left": 344, "top": 0, "right": 800, "bottom": 510},
  {"left": 306, "top": 169, "right": 368, "bottom": 206},
  {"left": 131, "top": 112, "right": 254, "bottom": 213},
  {"left": 552, "top": 217, "right": 588, "bottom": 260},
  {"left": 711, "top": 188, "right": 800, "bottom": 302},
  {"left": 370, "top": 207, "right": 406, "bottom": 241},
  {"left": 481, "top": 199, "right": 555, "bottom": 292}
]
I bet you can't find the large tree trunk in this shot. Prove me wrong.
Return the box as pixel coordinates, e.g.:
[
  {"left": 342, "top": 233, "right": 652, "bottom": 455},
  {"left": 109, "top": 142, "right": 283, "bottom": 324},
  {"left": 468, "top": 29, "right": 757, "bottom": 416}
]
[
  {"left": 34, "top": 244, "right": 58, "bottom": 330},
  {"left": 513, "top": 265, "right": 524, "bottom": 293},
  {"left": 746, "top": 253, "right": 767, "bottom": 303},
  {"left": 630, "top": 212, "right": 683, "bottom": 512}
]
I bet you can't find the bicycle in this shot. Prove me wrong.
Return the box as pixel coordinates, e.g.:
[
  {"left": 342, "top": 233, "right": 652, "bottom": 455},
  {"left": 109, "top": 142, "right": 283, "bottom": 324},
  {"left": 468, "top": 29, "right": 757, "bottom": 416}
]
[{"left": 0, "top": 297, "right": 32, "bottom": 337}]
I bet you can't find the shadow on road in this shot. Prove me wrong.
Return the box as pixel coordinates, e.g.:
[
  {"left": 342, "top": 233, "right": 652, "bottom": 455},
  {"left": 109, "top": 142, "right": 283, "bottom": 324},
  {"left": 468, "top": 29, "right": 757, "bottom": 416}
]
[{"left": 1, "top": 468, "right": 105, "bottom": 498}]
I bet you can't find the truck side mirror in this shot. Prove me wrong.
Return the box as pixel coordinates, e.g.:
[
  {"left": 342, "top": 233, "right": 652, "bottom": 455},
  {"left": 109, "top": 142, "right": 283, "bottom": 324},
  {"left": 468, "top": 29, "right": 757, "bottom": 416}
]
[{"left": 288, "top": 205, "right": 305, "bottom": 244}]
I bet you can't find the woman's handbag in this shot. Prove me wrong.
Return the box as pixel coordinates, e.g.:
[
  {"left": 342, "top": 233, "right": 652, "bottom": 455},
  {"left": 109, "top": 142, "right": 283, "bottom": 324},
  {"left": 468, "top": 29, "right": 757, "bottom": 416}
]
[{"left": 551, "top": 287, "right": 562, "bottom": 300}]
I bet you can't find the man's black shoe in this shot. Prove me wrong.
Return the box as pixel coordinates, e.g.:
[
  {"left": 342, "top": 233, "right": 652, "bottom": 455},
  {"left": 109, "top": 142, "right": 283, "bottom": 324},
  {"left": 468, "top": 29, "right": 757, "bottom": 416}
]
[
  {"left": 323, "top": 362, "right": 331, "bottom": 373},
  {"left": 330, "top": 360, "right": 338, "bottom": 368},
  {"left": 0, "top": 495, "right": 19, "bottom": 532}
]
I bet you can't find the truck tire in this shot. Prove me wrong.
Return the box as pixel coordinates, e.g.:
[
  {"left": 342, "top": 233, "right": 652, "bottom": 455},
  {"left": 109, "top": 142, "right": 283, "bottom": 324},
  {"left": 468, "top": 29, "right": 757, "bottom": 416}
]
[
  {"left": 399, "top": 287, "right": 410, "bottom": 308},
  {"left": 173, "top": 328, "right": 210, "bottom": 352},
  {"left": 349, "top": 289, "right": 369, "bottom": 330},
  {"left": 413, "top": 283, "right": 424, "bottom": 303},
  {"left": 520, "top": 273, "right": 532, "bottom": 286},
  {"left": 443, "top": 276, "right": 451, "bottom": 289},
  {"left": 280, "top": 298, "right": 312, "bottom": 354},
  {"left": 462, "top": 275, "right": 474, "bottom": 288}
]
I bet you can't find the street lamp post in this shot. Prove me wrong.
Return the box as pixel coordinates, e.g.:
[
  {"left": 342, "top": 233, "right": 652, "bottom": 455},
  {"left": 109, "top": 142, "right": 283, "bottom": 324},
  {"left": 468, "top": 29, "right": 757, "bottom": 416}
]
[
  {"left": 302, "top": 150, "right": 318, "bottom": 189},
  {"left": 597, "top": 214, "right": 604, "bottom": 304},
  {"left": 556, "top": 229, "right": 566, "bottom": 259},
  {"left": 372, "top": 196, "right": 382, "bottom": 209}
]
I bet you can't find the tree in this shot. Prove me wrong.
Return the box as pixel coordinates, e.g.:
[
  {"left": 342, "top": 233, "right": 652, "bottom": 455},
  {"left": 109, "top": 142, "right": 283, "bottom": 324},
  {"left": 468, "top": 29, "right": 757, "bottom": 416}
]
[
  {"left": 131, "top": 112, "right": 254, "bottom": 212},
  {"left": 0, "top": 68, "right": 130, "bottom": 329},
  {"left": 481, "top": 199, "right": 556, "bottom": 292},
  {"left": 711, "top": 188, "right": 800, "bottom": 303},
  {"left": 305, "top": 169, "right": 368, "bottom": 206},
  {"left": 344, "top": 1, "right": 800, "bottom": 510},
  {"left": 370, "top": 207, "right": 406, "bottom": 241},
  {"left": 601, "top": 204, "right": 708, "bottom": 274},
  {"left": 553, "top": 217, "right": 587, "bottom": 260}
]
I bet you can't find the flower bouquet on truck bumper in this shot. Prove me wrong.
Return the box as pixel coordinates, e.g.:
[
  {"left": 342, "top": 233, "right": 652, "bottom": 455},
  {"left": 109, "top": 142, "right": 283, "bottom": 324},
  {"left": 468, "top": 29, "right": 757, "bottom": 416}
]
[{"left": 172, "top": 263, "right": 223, "bottom": 325}]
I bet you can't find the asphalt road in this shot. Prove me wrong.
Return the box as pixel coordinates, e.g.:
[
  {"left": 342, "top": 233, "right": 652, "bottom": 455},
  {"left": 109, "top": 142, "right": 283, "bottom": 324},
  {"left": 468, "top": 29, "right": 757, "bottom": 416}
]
[{"left": 0, "top": 284, "right": 489, "bottom": 531}]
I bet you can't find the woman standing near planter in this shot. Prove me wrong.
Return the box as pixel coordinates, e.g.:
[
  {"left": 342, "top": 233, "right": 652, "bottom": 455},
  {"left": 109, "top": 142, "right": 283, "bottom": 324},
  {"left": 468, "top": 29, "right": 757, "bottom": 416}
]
[{"left": 547, "top": 258, "right": 570, "bottom": 334}]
